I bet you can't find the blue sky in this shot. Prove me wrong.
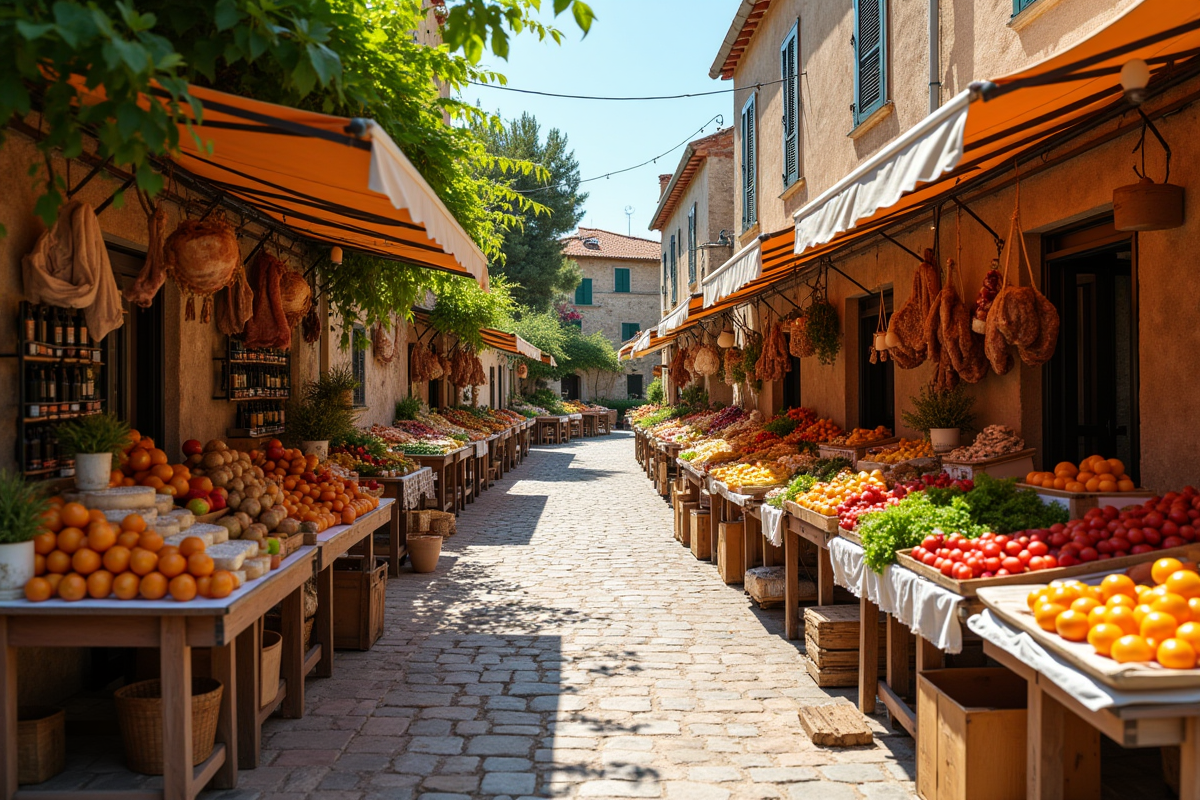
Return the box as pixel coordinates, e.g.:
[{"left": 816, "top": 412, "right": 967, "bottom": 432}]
[{"left": 460, "top": 0, "right": 738, "bottom": 244}]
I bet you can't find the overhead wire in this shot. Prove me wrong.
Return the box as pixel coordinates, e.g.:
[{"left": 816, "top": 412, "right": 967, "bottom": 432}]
[{"left": 466, "top": 77, "right": 790, "bottom": 101}]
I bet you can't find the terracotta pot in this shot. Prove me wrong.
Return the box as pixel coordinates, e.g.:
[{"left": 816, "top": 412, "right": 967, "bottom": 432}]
[
  {"left": 408, "top": 535, "right": 442, "bottom": 573},
  {"left": 929, "top": 428, "right": 961, "bottom": 453}
]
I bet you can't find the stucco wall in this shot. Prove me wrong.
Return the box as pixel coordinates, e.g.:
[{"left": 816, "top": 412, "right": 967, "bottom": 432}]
[
  {"left": 574, "top": 254, "right": 660, "bottom": 399},
  {"left": 656, "top": 155, "right": 738, "bottom": 297}
]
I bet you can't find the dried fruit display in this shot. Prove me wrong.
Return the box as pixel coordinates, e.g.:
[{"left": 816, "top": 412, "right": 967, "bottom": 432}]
[
  {"left": 756, "top": 322, "right": 790, "bottom": 382},
  {"left": 945, "top": 424, "right": 1024, "bottom": 463}
]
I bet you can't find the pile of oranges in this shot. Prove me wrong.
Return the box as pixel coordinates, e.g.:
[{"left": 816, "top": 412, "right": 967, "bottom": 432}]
[
  {"left": 109, "top": 430, "right": 193, "bottom": 497},
  {"left": 1028, "top": 558, "right": 1200, "bottom": 668},
  {"left": 248, "top": 440, "right": 379, "bottom": 531},
  {"left": 1025, "top": 456, "right": 1137, "bottom": 493},
  {"left": 23, "top": 500, "right": 236, "bottom": 603}
]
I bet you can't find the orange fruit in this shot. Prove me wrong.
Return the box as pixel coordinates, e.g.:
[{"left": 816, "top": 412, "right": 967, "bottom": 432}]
[
  {"left": 169, "top": 574, "right": 197, "bottom": 602},
  {"left": 40, "top": 507, "right": 63, "bottom": 533},
  {"left": 139, "top": 572, "right": 168, "bottom": 600},
  {"left": 1055, "top": 609, "right": 1091, "bottom": 642},
  {"left": 158, "top": 545, "right": 181, "bottom": 560},
  {"left": 60, "top": 502, "right": 90, "bottom": 529},
  {"left": 1106, "top": 605, "right": 1140, "bottom": 635},
  {"left": 1134, "top": 603, "right": 1156, "bottom": 626},
  {"left": 103, "top": 545, "right": 132, "bottom": 574},
  {"left": 1188, "top": 597, "right": 1200, "bottom": 620},
  {"left": 1087, "top": 623, "right": 1124, "bottom": 656},
  {"left": 127, "top": 449, "right": 151, "bottom": 472},
  {"left": 1118, "top": 480, "right": 1136, "bottom": 492},
  {"left": 71, "top": 548, "right": 101, "bottom": 576},
  {"left": 86, "top": 569, "right": 114, "bottom": 599},
  {"left": 56, "top": 528, "right": 84, "bottom": 555},
  {"left": 1034, "top": 602, "right": 1067, "bottom": 632},
  {"left": 138, "top": 531, "right": 164, "bottom": 553},
  {"left": 209, "top": 571, "right": 234, "bottom": 599},
  {"left": 1112, "top": 634, "right": 1155, "bottom": 663},
  {"left": 157, "top": 552, "right": 188, "bottom": 579},
  {"left": 169, "top": 476, "right": 190, "bottom": 497},
  {"left": 57, "top": 574, "right": 87, "bottom": 602},
  {"left": 1158, "top": 638, "right": 1198, "bottom": 669},
  {"left": 86, "top": 523, "right": 116, "bottom": 553},
  {"left": 121, "top": 513, "right": 147, "bottom": 533},
  {"left": 1101, "top": 574, "right": 1138, "bottom": 602},
  {"left": 1141, "top": 611, "right": 1179, "bottom": 643},
  {"left": 1087, "top": 606, "right": 1108, "bottom": 627},
  {"left": 1152, "top": 593, "right": 1192, "bottom": 624},
  {"left": 151, "top": 464, "right": 174, "bottom": 482},
  {"left": 88, "top": 508, "right": 106, "bottom": 524},
  {"left": 34, "top": 553, "right": 45, "bottom": 576},
  {"left": 1071, "top": 597, "right": 1101, "bottom": 615},
  {"left": 117, "top": 531, "right": 141, "bottom": 549},
  {"left": 45, "top": 550, "right": 71, "bottom": 575},
  {"left": 129, "top": 548, "right": 158, "bottom": 576},
  {"left": 113, "top": 572, "right": 140, "bottom": 600},
  {"left": 1054, "top": 461, "right": 1079, "bottom": 478},
  {"left": 1107, "top": 593, "right": 1136, "bottom": 609},
  {"left": 1167, "top": 571, "right": 1200, "bottom": 600},
  {"left": 195, "top": 576, "right": 213, "bottom": 598},
  {"left": 187, "top": 553, "right": 214, "bottom": 578},
  {"left": 141, "top": 476, "right": 164, "bottom": 491},
  {"left": 33, "top": 531, "right": 57, "bottom": 556},
  {"left": 178, "top": 537, "right": 206, "bottom": 557},
  {"left": 1107, "top": 458, "right": 1126, "bottom": 477},
  {"left": 1176, "top": 622, "right": 1200, "bottom": 652},
  {"left": 24, "top": 577, "right": 52, "bottom": 602},
  {"left": 43, "top": 573, "right": 62, "bottom": 596},
  {"left": 150, "top": 448, "right": 168, "bottom": 466},
  {"left": 1154, "top": 558, "right": 1186, "bottom": 585}
]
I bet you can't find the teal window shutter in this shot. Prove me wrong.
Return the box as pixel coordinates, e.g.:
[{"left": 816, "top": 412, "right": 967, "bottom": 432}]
[
  {"left": 687, "top": 205, "right": 696, "bottom": 282},
  {"left": 853, "top": 0, "right": 887, "bottom": 126},
  {"left": 740, "top": 93, "right": 757, "bottom": 230},
  {"left": 575, "top": 278, "right": 592, "bottom": 306},
  {"left": 669, "top": 234, "right": 677, "bottom": 304},
  {"left": 781, "top": 23, "right": 800, "bottom": 187},
  {"left": 621, "top": 323, "right": 640, "bottom": 341},
  {"left": 614, "top": 268, "right": 630, "bottom": 293},
  {"left": 1012, "top": 0, "right": 1037, "bottom": 13}
]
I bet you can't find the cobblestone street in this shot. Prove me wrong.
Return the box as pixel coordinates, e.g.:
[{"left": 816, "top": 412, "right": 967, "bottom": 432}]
[{"left": 241, "top": 432, "right": 917, "bottom": 800}]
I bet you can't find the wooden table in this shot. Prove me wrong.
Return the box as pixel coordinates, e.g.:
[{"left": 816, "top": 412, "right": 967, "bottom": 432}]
[
  {"left": 411, "top": 448, "right": 467, "bottom": 514},
  {"left": 308, "top": 500, "right": 393, "bottom": 679},
  {"left": 581, "top": 412, "right": 597, "bottom": 437},
  {"left": 0, "top": 545, "right": 318, "bottom": 799},
  {"left": 373, "top": 468, "right": 434, "bottom": 576},
  {"left": 781, "top": 509, "right": 839, "bottom": 640}
]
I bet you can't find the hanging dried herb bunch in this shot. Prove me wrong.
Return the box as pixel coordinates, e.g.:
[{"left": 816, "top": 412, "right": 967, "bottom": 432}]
[
  {"left": 741, "top": 332, "right": 764, "bottom": 392},
  {"left": 805, "top": 300, "right": 841, "bottom": 366},
  {"left": 756, "top": 321, "right": 790, "bottom": 382},
  {"left": 723, "top": 347, "right": 743, "bottom": 386}
]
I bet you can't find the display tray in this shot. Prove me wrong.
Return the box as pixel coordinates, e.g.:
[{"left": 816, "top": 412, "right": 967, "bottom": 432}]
[
  {"left": 977, "top": 583, "right": 1200, "bottom": 690},
  {"left": 837, "top": 527, "right": 863, "bottom": 546},
  {"left": 895, "top": 543, "right": 1200, "bottom": 598},
  {"left": 817, "top": 437, "right": 899, "bottom": 466},
  {"left": 722, "top": 483, "right": 783, "bottom": 498},
  {"left": 941, "top": 448, "right": 1037, "bottom": 481},
  {"left": 784, "top": 501, "right": 838, "bottom": 533},
  {"left": 856, "top": 456, "right": 940, "bottom": 474},
  {"left": 194, "top": 508, "right": 230, "bottom": 525}
]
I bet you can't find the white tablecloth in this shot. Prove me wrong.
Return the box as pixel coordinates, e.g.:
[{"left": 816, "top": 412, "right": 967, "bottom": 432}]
[
  {"left": 828, "top": 536, "right": 965, "bottom": 653},
  {"left": 968, "top": 609, "right": 1200, "bottom": 711},
  {"left": 760, "top": 504, "right": 785, "bottom": 548}
]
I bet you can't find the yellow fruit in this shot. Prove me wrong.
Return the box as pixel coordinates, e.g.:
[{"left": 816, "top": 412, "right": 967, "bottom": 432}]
[
  {"left": 1158, "top": 638, "right": 1198, "bottom": 669},
  {"left": 1167, "top": 571, "right": 1200, "bottom": 600},
  {"left": 1151, "top": 593, "right": 1192, "bottom": 625},
  {"left": 1111, "top": 635, "right": 1155, "bottom": 663},
  {"left": 1154, "top": 558, "right": 1186, "bottom": 585},
  {"left": 1101, "top": 574, "right": 1138, "bottom": 602},
  {"left": 1141, "top": 611, "right": 1179, "bottom": 643},
  {"left": 1105, "top": 606, "right": 1140, "bottom": 635},
  {"left": 1055, "top": 609, "right": 1090, "bottom": 642},
  {"left": 1087, "top": 623, "right": 1124, "bottom": 656},
  {"left": 1034, "top": 602, "right": 1068, "bottom": 632}
]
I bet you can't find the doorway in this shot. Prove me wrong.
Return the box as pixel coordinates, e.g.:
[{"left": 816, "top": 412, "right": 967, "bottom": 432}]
[
  {"left": 106, "top": 245, "right": 165, "bottom": 445},
  {"left": 782, "top": 353, "right": 801, "bottom": 409},
  {"left": 858, "top": 291, "right": 894, "bottom": 430},
  {"left": 1043, "top": 222, "right": 1138, "bottom": 482},
  {"left": 561, "top": 374, "right": 581, "bottom": 401}
]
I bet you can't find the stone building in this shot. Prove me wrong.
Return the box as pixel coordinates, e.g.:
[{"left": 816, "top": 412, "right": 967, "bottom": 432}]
[{"left": 560, "top": 228, "right": 661, "bottom": 400}]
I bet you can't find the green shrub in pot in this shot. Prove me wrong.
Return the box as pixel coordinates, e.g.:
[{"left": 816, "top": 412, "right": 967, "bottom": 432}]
[
  {"left": 0, "top": 470, "right": 51, "bottom": 598},
  {"left": 56, "top": 413, "right": 132, "bottom": 490}
]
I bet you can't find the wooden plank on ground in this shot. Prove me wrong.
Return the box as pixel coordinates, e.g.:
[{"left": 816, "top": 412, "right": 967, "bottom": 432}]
[{"left": 798, "top": 700, "right": 874, "bottom": 746}]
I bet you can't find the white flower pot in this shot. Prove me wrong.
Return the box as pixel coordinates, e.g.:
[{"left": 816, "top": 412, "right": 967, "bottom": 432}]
[
  {"left": 873, "top": 332, "right": 889, "bottom": 351},
  {"left": 74, "top": 452, "right": 113, "bottom": 491},
  {"left": 301, "top": 440, "right": 329, "bottom": 459},
  {"left": 929, "top": 427, "right": 961, "bottom": 453},
  {"left": 0, "top": 540, "right": 35, "bottom": 600}
]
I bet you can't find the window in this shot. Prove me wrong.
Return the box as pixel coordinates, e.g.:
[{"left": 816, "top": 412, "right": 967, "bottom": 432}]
[
  {"left": 574, "top": 278, "right": 593, "bottom": 306},
  {"left": 489, "top": 366, "right": 495, "bottom": 408},
  {"left": 627, "top": 373, "right": 644, "bottom": 398},
  {"left": 669, "top": 234, "right": 677, "bottom": 304},
  {"left": 351, "top": 324, "right": 367, "bottom": 407},
  {"left": 1013, "top": 0, "right": 1037, "bottom": 13},
  {"left": 662, "top": 253, "right": 668, "bottom": 300},
  {"left": 614, "top": 267, "right": 630, "bottom": 293},
  {"left": 740, "top": 93, "right": 757, "bottom": 230},
  {"left": 621, "top": 323, "right": 640, "bottom": 341},
  {"left": 853, "top": 0, "right": 887, "bottom": 127},
  {"left": 781, "top": 23, "right": 800, "bottom": 187},
  {"left": 687, "top": 205, "right": 696, "bottom": 283}
]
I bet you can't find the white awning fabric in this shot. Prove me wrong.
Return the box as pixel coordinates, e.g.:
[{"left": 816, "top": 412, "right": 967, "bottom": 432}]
[
  {"left": 702, "top": 239, "right": 761, "bottom": 307},
  {"left": 658, "top": 299, "right": 692, "bottom": 335},
  {"left": 514, "top": 336, "right": 542, "bottom": 360},
  {"left": 792, "top": 91, "right": 970, "bottom": 256}
]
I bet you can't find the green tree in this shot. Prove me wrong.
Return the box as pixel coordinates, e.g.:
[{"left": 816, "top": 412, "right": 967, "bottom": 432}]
[{"left": 475, "top": 112, "right": 586, "bottom": 312}]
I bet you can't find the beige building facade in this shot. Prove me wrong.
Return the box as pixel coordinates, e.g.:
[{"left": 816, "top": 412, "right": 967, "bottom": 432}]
[{"left": 561, "top": 228, "right": 662, "bottom": 400}]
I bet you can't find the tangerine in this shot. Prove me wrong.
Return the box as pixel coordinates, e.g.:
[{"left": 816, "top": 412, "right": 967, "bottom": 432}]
[
  {"left": 34, "top": 553, "right": 45, "bottom": 576},
  {"left": 208, "top": 571, "right": 234, "bottom": 599},
  {"left": 1112, "top": 634, "right": 1155, "bottom": 663},
  {"left": 1176, "top": 622, "right": 1200, "bottom": 652},
  {"left": 71, "top": 548, "right": 101, "bottom": 575},
  {"left": 60, "top": 502, "right": 90, "bottom": 529},
  {"left": 187, "top": 553, "right": 214, "bottom": 578},
  {"left": 45, "top": 550, "right": 71, "bottom": 574},
  {"left": 121, "top": 513, "right": 147, "bottom": 533},
  {"left": 158, "top": 553, "right": 187, "bottom": 579},
  {"left": 33, "top": 531, "right": 56, "bottom": 556},
  {"left": 158, "top": 545, "right": 181, "bottom": 560},
  {"left": 86, "top": 524, "right": 116, "bottom": 552},
  {"left": 1087, "top": 606, "right": 1109, "bottom": 627},
  {"left": 1154, "top": 558, "right": 1186, "bottom": 585},
  {"left": 1158, "top": 638, "right": 1198, "bottom": 669},
  {"left": 1071, "top": 597, "right": 1102, "bottom": 615},
  {"left": 178, "top": 537, "right": 206, "bottom": 557},
  {"left": 86, "top": 570, "right": 114, "bottom": 599},
  {"left": 129, "top": 548, "right": 158, "bottom": 576},
  {"left": 24, "top": 577, "right": 52, "bottom": 602},
  {"left": 1055, "top": 609, "right": 1091, "bottom": 642},
  {"left": 58, "top": 574, "right": 87, "bottom": 601},
  {"left": 1107, "top": 594, "right": 1136, "bottom": 609},
  {"left": 113, "top": 572, "right": 140, "bottom": 600},
  {"left": 1034, "top": 602, "right": 1068, "bottom": 632},
  {"left": 56, "top": 528, "right": 84, "bottom": 555},
  {"left": 169, "top": 574, "right": 197, "bottom": 602},
  {"left": 1106, "top": 606, "right": 1141, "bottom": 635},
  {"left": 1134, "top": 604, "right": 1155, "bottom": 626},
  {"left": 103, "top": 545, "right": 132, "bottom": 573},
  {"left": 43, "top": 573, "right": 62, "bottom": 595},
  {"left": 1141, "top": 611, "right": 1179, "bottom": 643},
  {"left": 117, "top": 531, "right": 141, "bottom": 549},
  {"left": 40, "top": 507, "right": 63, "bottom": 533},
  {"left": 138, "top": 531, "right": 164, "bottom": 553},
  {"left": 139, "top": 572, "right": 168, "bottom": 600},
  {"left": 1152, "top": 593, "right": 1192, "bottom": 624},
  {"left": 1167, "top": 570, "right": 1200, "bottom": 600},
  {"left": 1101, "top": 574, "right": 1138, "bottom": 602},
  {"left": 195, "top": 576, "right": 213, "bottom": 598},
  {"left": 1088, "top": 623, "right": 1124, "bottom": 656}
]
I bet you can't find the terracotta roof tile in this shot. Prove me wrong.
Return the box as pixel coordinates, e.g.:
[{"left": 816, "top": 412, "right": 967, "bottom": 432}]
[{"left": 562, "top": 227, "right": 660, "bottom": 261}]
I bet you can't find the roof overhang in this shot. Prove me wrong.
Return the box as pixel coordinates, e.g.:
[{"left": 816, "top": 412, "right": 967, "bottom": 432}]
[{"left": 709, "top": 0, "right": 773, "bottom": 80}]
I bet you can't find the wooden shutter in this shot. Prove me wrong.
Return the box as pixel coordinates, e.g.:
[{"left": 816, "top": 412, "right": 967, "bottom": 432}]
[
  {"left": 741, "top": 93, "right": 757, "bottom": 229},
  {"left": 687, "top": 205, "right": 697, "bottom": 282},
  {"left": 622, "top": 323, "right": 639, "bottom": 341},
  {"left": 575, "top": 278, "right": 592, "bottom": 306},
  {"left": 614, "top": 268, "right": 630, "bottom": 293},
  {"left": 853, "top": 0, "right": 887, "bottom": 126},
  {"left": 1012, "top": 0, "right": 1037, "bottom": 13},
  {"left": 781, "top": 25, "right": 799, "bottom": 186},
  {"left": 669, "top": 234, "right": 677, "bottom": 304}
]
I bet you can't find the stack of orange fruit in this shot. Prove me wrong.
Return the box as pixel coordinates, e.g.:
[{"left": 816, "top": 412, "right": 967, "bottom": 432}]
[
  {"left": 1025, "top": 455, "right": 1137, "bottom": 493},
  {"left": 109, "top": 430, "right": 194, "bottom": 497},
  {"left": 1028, "top": 558, "right": 1200, "bottom": 668},
  {"left": 23, "top": 500, "right": 237, "bottom": 603}
]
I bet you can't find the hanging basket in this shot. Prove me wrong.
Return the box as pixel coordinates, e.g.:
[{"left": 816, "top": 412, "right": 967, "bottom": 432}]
[
  {"left": 516, "top": 363, "right": 528, "bottom": 379},
  {"left": 1113, "top": 177, "right": 1184, "bottom": 231}
]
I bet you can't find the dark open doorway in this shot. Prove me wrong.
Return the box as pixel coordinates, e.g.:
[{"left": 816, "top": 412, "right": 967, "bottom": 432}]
[
  {"left": 561, "top": 374, "right": 581, "bottom": 401},
  {"left": 107, "top": 245, "right": 165, "bottom": 445},
  {"left": 858, "top": 291, "right": 894, "bottom": 430},
  {"left": 1043, "top": 221, "right": 1138, "bottom": 482}
]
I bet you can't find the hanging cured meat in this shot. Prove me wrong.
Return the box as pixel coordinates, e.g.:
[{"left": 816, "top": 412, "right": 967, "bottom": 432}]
[
  {"left": 279, "top": 269, "right": 312, "bottom": 330},
  {"left": 372, "top": 319, "right": 397, "bottom": 364},
  {"left": 756, "top": 322, "right": 790, "bottom": 382},
  {"left": 302, "top": 308, "right": 321, "bottom": 344},
  {"left": 693, "top": 344, "right": 720, "bottom": 377},
  {"left": 163, "top": 218, "right": 239, "bottom": 323},
  {"left": 123, "top": 200, "right": 167, "bottom": 308},
  {"left": 983, "top": 208, "right": 1061, "bottom": 373},
  {"left": 888, "top": 249, "right": 942, "bottom": 369},
  {"left": 242, "top": 251, "right": 290, "bottom": 349},
  {"left": 215, "top": 265, "right": 254, "bottom": 336},
  {"left": 971, "top": 261, "right": 1003, "bottom": 333},
  {"left": 787, "top": 310, "right": 814, "bottom": 358},
  {"left": 683, "top": 346, "right": 696, "bottom": 376},
  {"left": 723, "top": 348, "right": 742, "bottom": 386},
  {"left": 669, "top": 346, "right": 691, "bottom": 386}
]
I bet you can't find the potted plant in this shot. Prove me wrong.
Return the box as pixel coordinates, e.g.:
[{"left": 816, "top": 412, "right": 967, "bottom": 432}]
[
  {"left": 0, "top": 471, "right": 50, "bottom": 599},
  {"left": 901, "top": 385, "right": 976, "bottom": 452},
  {"left": 316, "top": 365, "right": 360, "bottom": 409},
  {"left": 286, "top": 371, "right": 361, "bottom": 457},
  {"left": 57, "top": 413, "right": 132, "bottom": 490}
]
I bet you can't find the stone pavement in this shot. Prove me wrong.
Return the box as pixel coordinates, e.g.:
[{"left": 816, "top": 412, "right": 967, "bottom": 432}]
[{"left": 230, "top": 431, "right": 917, "bottom": 800}]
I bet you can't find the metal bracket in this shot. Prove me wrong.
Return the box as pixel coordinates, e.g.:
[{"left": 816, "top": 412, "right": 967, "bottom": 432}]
[
  {"left": 950, "top": 196, "right": 1005, "bottom": 256},
  {"left": 94, "top": 176, "right": 136, "bottom": 215},
  {"left": 879, "top": 231, "right": 925, "bottom": 263}
]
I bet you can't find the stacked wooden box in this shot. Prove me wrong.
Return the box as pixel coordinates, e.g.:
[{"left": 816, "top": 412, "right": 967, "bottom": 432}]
[
  {"left": 803, "top": 604, "right": 888, "bottom": 687},
  {"left": 689, "top": 508, "right": 711, "bottom": 559},
  {"left": 717, "top": 521, "right": 744, "bottom": 584}
]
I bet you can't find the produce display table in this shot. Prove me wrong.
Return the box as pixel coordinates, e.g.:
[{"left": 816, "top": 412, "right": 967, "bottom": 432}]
[
  {"left": 455, "top": 446, "right": 474, "bottom": 510},
  {"left": 535, "top": 416, "right": 565, "bottom": 445},
  {"left": 308, "top": 500, "right": 393, "bottom": 679},
  {"left": 411, "top": 448, "right": 467, "bottom": 514},
  {"left": 709, "top": 481, "right": 767, "bottom": 570},
  {"left": 581, "top": 412, "right": 598, "bottom": 437},
  {"left": 373, "top": 468, "right": 435, "bottom": 576},
  {"left": 780, "top": 508, "right": 839, "bottom": 640},
  {"left": 0, "top": 545, "right": 319, "bottom": 799}
]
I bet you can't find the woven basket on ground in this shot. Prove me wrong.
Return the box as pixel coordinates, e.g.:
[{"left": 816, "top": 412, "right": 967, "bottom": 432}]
[
  {"left": 114, "top": 678, "right": 223, "bottom": 774},
  {"left": 428, "top": 510, "right": 456, "bottom": 536}
]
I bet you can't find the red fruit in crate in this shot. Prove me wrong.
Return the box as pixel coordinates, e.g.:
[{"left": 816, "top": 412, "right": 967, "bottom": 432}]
[
  {"left": 208, "top": 493, "right": 227, "bottom": 510},
  {"left": 182, "top": 439, "right": 203, "bottom": 457},
  {"left": 267, "top": 446, "right": 286, "bottom": 462},
  {"left": 185, "top": 488, "right": 210, "bottom": 502}
]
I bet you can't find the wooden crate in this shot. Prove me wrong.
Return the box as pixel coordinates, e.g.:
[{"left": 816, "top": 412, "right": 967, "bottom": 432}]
[
  {"left": 804, "top": 604, "right": 886, "bottom": 650},
  {"left": 916, "top": 668, "right": 1027, "bottom": 800},
  {"left": 689, "top": 509, "right": 711, "bottom": 559},
  {"left": 18, "top": 706, "right": 64, "bottom": 785},
  {"left": 717, "top": 521, "right": 745, "bottom": 584},
  {"left": 677, "top": 501, "right": 699, "bottom": 545},
  {"left": 333, "top": 556, "right": 387, "bottom": 651}
]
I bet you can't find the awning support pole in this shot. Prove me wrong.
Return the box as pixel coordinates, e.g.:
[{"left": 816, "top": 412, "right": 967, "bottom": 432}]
[
  {"left": 950, "top": 196, "right": 1004, "bottom": 254},
  {"left": 94, "top": 176, "right": 136, "bottom": 215},
  {"left": 878, "top": 232, "right": 925, "bottom": 263},
  {"left": 826, "top": 263, "right": 875, "bottom": 297}
]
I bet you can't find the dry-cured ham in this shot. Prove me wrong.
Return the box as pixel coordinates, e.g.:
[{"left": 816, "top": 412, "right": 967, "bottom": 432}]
[
  {"left": 215, "top": 265, "right": 254, "bottom": 336},
  {"left": 971, "top": 262, "right": 1003, "bottom": 334},
  {"left": 242, "top": 251, "right": 290, "bottom": 349},
  {"left": 888, "top": 248, "right": 941, "bottom": 369},
  {"left": 669, "top": 346, "right": 691, "bottom": 386},
  {"left": 123, "top": 201, "right": 167, "bottom": 308},
  {"left": 279, "top": 269, "right": 312, "bottom": 330},
  {"left": 1018, "top": 291, "right": 1060, "bottom": 367},
  {"left": 756, "top": 322, "right": 790, "bottom": 382},
  {"left": 163, "top": 218, "right": 239, "bottom": 323}
]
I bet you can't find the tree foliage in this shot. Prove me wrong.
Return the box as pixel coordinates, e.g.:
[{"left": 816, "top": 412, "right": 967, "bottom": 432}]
[
  {"left": 474, "top": 112, "right": 586, "bottom": 311},
  {"left": 509, "top": 309, "right": 618, "bottom": 383},
  {"left": 429, "top": 275, "right": 516, "bottom": 351}
]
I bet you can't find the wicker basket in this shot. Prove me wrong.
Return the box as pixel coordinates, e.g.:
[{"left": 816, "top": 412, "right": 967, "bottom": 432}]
[
  {"left": 114, "top": 678, "right": 223, "bottom": 775},
  {"left": 361, "top": 486, "right": 385, "bottom": 499},
  {"left": 261, "top": 631, "right": 283, "bottom": 708},
  {"left": 428, "top": 511, "right": 455, "bottom": 537},
  {"left": 18, "top": 706, "right": 64, "bottom": 785}
]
